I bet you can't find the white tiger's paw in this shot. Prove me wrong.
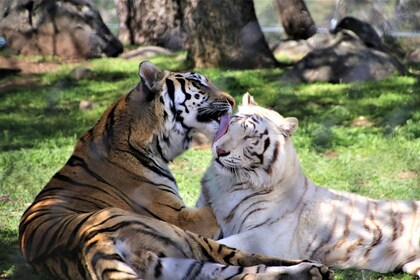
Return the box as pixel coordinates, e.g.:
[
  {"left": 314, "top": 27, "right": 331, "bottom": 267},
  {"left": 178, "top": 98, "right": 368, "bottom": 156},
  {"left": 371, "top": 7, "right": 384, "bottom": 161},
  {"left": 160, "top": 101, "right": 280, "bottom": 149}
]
[
  {"left": 291, "top": 262, "right": 334, "bottom": 280},
  {"left": 402, "top": 258, "right": 420, "bottom": 277},
  {"left": 262, "top": 262, "right": 334, "bottom": 280}
]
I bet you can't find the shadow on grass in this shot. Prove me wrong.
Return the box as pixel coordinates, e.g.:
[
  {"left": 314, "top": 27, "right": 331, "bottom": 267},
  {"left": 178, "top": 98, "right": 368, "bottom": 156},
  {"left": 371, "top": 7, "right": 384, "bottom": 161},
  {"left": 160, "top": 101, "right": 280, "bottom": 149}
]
[
  {"left": 0, "top": 227, "right": 50, "bottom": 280},
  {"left": 0, "top": 106, "right": 86, "bottom": 151},
  {"left": 0, "top": 69, "right": 137, "bottom": 152}
]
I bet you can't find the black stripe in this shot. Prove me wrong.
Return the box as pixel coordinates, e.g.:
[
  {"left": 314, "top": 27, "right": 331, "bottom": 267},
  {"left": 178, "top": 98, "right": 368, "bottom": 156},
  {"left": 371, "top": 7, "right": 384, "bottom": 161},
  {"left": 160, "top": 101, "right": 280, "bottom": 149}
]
[
  {"left": 20, "top": 203, "right": 86, "bottom": 239},
  {"left": 80, "top": 127, "right": 94, "bottom": 143},
  {"left": 43, "top": 213, "right": 103, "bottom": 258},
  {"left": 156, "top": 203, "right": 185, "bottom": 212},
  {"left": 84, "top": 220, "right": 190, "bottom": 258},
  {"left": 224, "top": 190, "right": 271, "bottom": 223},
  {"left": 243, "top": 217, "right": 272, "bottom": 232},
  {"left": 24, "top": 215, "right": 63, "bottom": 261},
  {"left": 238, "top": 205, "right": 268, "bottom": 232},
  {"left": 222, "top": 251, "right": 237, "bottom": 264},
  {"left": 263, "top": 137, "right": 270, "bottom": 153},
  {"left": 66, "top": 156, "right": 152, "bottom": 213},
  {"left": 103, "top": 103, "right": 118, "bottom": 150},
  {"left": 165, "top": 79, "right": 177, "bottom": 117},
  {"left": 225, "top": 266, "right": 244, "bottom": 280},
  {"left": 154, "top": 258, "right": 163, "bottom": 278},
  {"left": 76, "top": 256, "right": 88, "bottom": 279},
  {"left": 56, "top": 214, "right": 78, "bottom": 241},
  {"left": 176, "top": 78, "right": 191, "bottom": 114},
  {"left": 155, "top": 137, "right": 169, "bottom": 163},
  {"left": 53, "top": 173, "right": 135, "bottom": 211},
  {"left": 65, "top": 213, "right": 95, "bottom": 251},
  {"left": 217, "top": 244, "right": 223, "bottom": 253},
  {"left": 124, "top": 125, "right": 175, "bottom": 181},
  {"left": 36, "top": 189, "right": 105, "bottom": 210},
  {"left": 267, "top": 141, "right": 279, "bottom": 174},
  {"left": 185, "top": 261, "right": 204, "bottom": 280},
  {"left": 59, "top": 258, "right": 71, "bottom": 280}
]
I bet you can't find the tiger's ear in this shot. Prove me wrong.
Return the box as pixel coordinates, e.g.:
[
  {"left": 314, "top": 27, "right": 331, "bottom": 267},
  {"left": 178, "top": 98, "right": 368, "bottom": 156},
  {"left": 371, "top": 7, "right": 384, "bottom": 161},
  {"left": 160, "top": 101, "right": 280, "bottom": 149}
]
[
  {"left": 242, "top": 92, "right": 258, "bottom": 106},
  {"left": 278, "top": 117, "right": 298, "bottom": 137},
  {"left": 139, "top": 61, "right": 163, "bottom": 101}
]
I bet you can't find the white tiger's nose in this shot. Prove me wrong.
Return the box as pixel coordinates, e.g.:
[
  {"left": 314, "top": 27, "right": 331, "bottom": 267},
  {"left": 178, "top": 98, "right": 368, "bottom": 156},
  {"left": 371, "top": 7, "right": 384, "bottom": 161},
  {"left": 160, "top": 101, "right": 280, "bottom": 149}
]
[{"left": 216, "top": 146, "right": 230, "bottom": 157}]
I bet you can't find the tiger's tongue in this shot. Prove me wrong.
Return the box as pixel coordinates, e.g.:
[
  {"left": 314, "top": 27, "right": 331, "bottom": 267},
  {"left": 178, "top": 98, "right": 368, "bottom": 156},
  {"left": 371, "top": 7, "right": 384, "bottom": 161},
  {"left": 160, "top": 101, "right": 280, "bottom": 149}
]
[{"left": 213, "top": 113, "right": 230, "bottom": 142}]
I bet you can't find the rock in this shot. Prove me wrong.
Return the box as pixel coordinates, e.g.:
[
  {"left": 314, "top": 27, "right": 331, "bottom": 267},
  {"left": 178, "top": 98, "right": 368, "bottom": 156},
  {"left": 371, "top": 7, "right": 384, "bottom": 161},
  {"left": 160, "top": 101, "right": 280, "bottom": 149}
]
[
  {"left": 332, "top": 17, "right": 384, "bottom": 51},
  {"left": 69, "top": 66, "right": 93, "bottom": 80},
  {"left": 0, "top": 0, "right": 123, "bottom": 59},
  {"left": 285, "top": 31, "right": 407, "bottom": 83},
  {"left": 79, "top": 100, "right": 93, "bottom": 111},
  {"left": 121, "top": 46, "right": 175, "bottom": 60},
  {"left": 407, "top": 48, "right": 420, "bottom": 63}
]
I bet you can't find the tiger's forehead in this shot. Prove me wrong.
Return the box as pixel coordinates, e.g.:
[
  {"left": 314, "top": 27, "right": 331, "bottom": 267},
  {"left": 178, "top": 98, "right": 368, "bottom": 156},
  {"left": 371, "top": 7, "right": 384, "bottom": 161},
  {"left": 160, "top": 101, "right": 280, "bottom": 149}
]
[
  {"left": 171, "top": 72, "right": 209, "bottom": 87},
  {"left": 187, "top": 72, "right": 207, "bottom": 81},
  {"left": 232, "top": 113, "right": 264, "bottom": 123},
  {"left": 231, "top": 114, "right": 267, "bottom": 131}
]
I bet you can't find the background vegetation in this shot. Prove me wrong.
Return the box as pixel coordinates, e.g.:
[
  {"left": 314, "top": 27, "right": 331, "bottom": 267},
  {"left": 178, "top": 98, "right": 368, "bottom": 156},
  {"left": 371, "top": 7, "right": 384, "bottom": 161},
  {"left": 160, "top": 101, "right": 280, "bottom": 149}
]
[{"left": 0, "top": 55, "right": 419, "bottom": 279}]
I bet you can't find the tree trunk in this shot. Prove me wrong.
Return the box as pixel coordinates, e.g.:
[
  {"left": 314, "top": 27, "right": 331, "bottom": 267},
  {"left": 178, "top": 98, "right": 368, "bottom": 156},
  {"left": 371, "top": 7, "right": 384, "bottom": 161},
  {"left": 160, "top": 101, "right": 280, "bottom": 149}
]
[
  {"left": 273, "top": 0, "right": 316, "bottom": 40},
  {"left": 115, "top": 0, "right": 185, "bottom": 49},
  {"left": 182, "top": 0, "right": 278, "bottom": 69}
]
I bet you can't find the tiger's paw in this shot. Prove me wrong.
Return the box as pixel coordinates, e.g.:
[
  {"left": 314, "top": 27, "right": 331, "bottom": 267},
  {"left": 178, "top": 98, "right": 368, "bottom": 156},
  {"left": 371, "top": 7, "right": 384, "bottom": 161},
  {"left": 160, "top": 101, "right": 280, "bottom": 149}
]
[
  {"left": 267, "top": 262, "right": 334, "bottom": 280},
  {"left": 402, "top": 257, "right": 420, "bottom": 277},
  {"left": 308, "top": 263, "right": 334, "bottom": 280},
  {"left": 236, "top": 262, "right": 334, "bottom": 280}
]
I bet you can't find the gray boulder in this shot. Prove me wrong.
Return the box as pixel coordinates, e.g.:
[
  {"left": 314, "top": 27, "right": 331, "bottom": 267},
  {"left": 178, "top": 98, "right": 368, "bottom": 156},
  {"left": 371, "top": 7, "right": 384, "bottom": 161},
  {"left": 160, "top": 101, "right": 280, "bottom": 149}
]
[
  {"left": 0, "top": 0, "right": 123, "bottom": 59},
  {"left": 285, "top": 31, "right": 407, "bottom": 83}
]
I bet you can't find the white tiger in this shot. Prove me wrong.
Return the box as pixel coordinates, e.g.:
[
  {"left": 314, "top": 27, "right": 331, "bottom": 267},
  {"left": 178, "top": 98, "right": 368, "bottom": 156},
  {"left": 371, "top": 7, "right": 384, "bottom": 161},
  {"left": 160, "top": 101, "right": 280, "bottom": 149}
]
[{"left": 197, "top": 92, "right": 420, "bottom": 277}]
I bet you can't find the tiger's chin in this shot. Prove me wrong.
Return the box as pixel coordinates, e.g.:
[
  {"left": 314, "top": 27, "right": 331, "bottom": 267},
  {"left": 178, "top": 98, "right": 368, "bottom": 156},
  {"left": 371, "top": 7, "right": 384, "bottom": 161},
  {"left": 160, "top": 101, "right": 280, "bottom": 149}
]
[{"left": 213, "top": 160, "right": 274, "bottom": 191}]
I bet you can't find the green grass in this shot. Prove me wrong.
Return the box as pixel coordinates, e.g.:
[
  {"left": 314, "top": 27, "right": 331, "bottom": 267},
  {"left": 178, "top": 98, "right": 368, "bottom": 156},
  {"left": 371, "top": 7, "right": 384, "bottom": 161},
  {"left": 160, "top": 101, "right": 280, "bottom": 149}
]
[{"left": 0, "top": 55, "right": 419, "bottom": 279}]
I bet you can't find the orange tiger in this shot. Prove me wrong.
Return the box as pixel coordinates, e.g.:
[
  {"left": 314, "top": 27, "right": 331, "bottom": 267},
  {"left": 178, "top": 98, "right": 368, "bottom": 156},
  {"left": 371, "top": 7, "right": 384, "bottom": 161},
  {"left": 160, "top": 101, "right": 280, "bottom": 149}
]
[{"left": 19, "top": 62, "right": 332, "bottom": 280}]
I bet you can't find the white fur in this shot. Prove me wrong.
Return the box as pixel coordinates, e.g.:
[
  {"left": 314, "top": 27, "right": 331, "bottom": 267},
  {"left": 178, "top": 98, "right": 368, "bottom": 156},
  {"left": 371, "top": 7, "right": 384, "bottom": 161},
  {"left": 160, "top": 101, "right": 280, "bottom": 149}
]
[{"left": 198, "top": 96, "right": 420, "bottom": 276}]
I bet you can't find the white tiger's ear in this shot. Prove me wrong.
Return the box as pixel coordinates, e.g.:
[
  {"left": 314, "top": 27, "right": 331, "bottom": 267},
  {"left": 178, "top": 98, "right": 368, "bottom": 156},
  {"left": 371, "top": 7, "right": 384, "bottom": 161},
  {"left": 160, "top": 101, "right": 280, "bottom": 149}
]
[
  {"left": 139, "top": 61, "right": 163, "bottom": 101},
  {"left": 278, "top": 117, "right": 298, "bottom": 136},
  {"left": 242, "top": 92, "right": 258, "bottom": 106}
]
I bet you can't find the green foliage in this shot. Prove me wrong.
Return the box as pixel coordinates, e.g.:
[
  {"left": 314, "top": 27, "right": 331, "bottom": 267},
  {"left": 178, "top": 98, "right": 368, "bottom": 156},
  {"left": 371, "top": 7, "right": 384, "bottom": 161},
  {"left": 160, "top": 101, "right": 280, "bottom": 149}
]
[{"left": 0, "top": 55, "right": 418, "bottom": 279}]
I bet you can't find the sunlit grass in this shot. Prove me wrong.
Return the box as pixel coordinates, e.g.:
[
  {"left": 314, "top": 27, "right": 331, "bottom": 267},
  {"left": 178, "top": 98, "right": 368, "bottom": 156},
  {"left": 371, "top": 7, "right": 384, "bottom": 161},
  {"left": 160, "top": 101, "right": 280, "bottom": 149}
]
[{"left": 0, "top": 54, "right": 418, "bottom": 279}]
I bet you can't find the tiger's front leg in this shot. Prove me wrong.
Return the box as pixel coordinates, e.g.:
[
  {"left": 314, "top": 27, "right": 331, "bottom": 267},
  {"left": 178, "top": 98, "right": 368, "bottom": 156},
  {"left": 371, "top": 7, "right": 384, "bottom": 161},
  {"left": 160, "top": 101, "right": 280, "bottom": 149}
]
[
  {"left": 177, "top": 206, "right": 222, "bottom": 239},
  {"left": 133, "top": 256, "right": 333, "bottom": 280},
  {"left": 121, "top": 218, "right": 333, "bottom": 280}
]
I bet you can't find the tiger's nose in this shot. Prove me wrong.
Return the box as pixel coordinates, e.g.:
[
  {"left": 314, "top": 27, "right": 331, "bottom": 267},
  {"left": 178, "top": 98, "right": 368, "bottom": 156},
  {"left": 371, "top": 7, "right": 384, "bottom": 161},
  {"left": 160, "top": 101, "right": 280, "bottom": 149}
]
[
  {"left": 216, "top": 146, "right": 230, "bottom": 157},
  {"left": 220, "top": 92, "right": 235, "bottom": 108},
  {"left": 226, "top": 96, "right": 235, "bottom": 108}
]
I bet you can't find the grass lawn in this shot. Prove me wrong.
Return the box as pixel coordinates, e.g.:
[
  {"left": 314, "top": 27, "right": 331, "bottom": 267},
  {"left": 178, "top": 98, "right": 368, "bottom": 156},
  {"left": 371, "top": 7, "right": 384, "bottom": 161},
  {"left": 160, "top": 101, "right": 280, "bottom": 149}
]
[{"left": 0, "top": 54, "right": 419, "bottom": 280}]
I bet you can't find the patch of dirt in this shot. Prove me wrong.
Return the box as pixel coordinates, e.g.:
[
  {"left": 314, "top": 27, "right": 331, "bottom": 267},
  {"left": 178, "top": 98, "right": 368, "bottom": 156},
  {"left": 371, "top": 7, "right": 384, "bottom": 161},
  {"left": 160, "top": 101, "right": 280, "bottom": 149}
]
[
  {"left": 0, "top": 75, "right": 39, "bottom": 90},
  {"left": 0, "top": 55, "right": 83, "bottom": 91},
  {"left": 324, "top": 151, "right": 339, "bottom": 158},
  {"left": 398, "top": 171, "right": 418, "bottom": 180},
  {"left": 351, "top": 116, "right": 375, "bottom": 127},
  {"left": 0, "top": 56, "right": 82, "bottom": 75}
]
